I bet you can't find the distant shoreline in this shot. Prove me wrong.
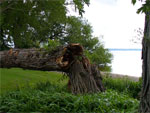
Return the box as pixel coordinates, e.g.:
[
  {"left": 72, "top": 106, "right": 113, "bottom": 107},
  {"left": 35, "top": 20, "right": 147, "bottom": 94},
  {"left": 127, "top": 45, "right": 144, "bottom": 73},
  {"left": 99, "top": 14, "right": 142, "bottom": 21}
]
[{"left": 101, "top": 72, "right": 140, "bottom": 82}]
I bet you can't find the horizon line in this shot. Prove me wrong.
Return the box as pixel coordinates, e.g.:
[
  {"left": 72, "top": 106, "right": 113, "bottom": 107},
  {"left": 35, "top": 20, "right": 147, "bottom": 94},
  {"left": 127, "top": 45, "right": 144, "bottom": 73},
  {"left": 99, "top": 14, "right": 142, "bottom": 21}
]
[{"left": 108, "top": 48, "right": 142, "bottom": 51}]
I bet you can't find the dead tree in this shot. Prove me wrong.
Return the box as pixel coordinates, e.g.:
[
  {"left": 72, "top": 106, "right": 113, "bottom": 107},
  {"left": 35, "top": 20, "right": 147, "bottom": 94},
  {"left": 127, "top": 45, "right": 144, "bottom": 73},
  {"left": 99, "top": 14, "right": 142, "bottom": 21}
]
[{"left": 0, "top": 43, "right": 105, "bottom": 94}]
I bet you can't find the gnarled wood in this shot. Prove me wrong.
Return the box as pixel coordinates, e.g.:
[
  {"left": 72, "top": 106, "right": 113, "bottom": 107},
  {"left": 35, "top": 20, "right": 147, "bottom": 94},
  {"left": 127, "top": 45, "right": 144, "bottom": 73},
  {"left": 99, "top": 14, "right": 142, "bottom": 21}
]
[{"left": 0, "top": 43, "right": 105, "bottom": 94}]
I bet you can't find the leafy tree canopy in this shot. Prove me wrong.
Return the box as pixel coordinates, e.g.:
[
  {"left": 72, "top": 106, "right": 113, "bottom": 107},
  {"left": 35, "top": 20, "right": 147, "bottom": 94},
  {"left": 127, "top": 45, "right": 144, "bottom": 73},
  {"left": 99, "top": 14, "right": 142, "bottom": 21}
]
[{"left": 0, "top": 0, "right": 67, "bottom": 49}]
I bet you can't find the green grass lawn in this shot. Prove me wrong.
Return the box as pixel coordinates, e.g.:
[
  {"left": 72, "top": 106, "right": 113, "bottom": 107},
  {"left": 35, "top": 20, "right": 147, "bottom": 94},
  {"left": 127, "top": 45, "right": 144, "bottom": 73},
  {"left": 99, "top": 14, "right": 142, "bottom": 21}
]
[{"left": 0, "top": 68, "right": 68, "bottom": 94}]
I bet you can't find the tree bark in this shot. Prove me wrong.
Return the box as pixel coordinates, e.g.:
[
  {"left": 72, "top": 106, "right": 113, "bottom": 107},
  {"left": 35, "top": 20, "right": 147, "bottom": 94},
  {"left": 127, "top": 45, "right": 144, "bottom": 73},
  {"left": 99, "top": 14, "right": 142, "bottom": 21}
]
[
  {"left": 139, "top": 11, "right": 150, "bottom": 113},
  {"left": 0, "top": 43, "right": 105, "bottom": 94}
]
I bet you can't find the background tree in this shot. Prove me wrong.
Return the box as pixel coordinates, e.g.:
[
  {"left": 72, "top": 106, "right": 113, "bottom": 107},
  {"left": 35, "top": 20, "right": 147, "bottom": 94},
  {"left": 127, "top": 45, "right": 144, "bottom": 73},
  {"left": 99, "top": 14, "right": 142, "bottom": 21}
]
[
  {"left": 132, "top": 0, "right": 150, "bottom": 112},
  {"left": 0, "top": 0, "right": 91, "bottom": 49},
  {"left": 0, "top": 0, "right": 67, "bottom": 49},
  {"left": 85, "top": 45, "right": 112, "bottom": 72},
  {"left": 59, "top": 16, "right": 96, "bottom": 49}
]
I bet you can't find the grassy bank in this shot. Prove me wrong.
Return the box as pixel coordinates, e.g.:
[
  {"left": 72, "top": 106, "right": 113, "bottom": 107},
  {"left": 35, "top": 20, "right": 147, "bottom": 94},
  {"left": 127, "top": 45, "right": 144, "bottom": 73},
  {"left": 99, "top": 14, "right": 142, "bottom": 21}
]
[{"left": 0, "top": 68, "right": 68, "bottom": 94}]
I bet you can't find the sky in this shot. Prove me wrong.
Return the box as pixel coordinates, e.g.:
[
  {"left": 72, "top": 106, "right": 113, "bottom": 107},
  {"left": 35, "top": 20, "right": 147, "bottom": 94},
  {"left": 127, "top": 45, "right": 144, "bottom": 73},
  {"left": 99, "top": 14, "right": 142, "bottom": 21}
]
[
  {"left": 68, "top": 0, "right": 145, "bottom": 49},
  {"left": 84, "top": 0, "right": 145, "bottom": 49}
]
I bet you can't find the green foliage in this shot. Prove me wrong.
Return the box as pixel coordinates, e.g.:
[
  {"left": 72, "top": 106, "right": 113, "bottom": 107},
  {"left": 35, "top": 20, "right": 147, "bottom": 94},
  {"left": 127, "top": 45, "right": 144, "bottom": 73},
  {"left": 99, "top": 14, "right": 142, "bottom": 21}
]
[
  {"left": 0, "top": 0, "right": 91, "bottom": 49},
  {"left": 42, "top": 39, "right": 60, "bottom": 52},
  {"left": 60, "top": 16, "right": 98, "bottom": 50},
  {"left": 137, "top": 0, "right": 150, "bottom": 14},
  {"left": 132, "top": 0, "right": 150, "bottom": 14},
  {"left": 0, "top": 0, "right": 67, "bottom": 49},
  {"left": 85, "top": 44, "right": 113, "bottom": 72},
  {"left": 132, "top": 0, "right": 137, "bottom": 5},
  {"left": 72, "top": 0, "right": 90, "bottom": 16},
  {"left": 103, "top": 76, "right": 142, "bottom": 99},
  {"left": 0, "top": 81, "right": 139, "bottom": 113}
]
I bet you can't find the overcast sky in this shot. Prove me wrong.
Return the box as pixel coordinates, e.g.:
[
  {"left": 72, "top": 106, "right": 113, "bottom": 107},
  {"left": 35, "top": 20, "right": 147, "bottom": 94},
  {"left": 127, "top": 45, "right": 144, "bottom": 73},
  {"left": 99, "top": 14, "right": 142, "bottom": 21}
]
[{"left": 68, "top": 0, "right": 145, "bottom": 49}]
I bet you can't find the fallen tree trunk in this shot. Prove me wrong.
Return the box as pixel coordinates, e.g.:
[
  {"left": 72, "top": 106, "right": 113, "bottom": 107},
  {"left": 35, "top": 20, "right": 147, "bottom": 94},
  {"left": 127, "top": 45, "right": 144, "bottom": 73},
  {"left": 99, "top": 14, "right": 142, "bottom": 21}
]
[{"left": 0, "top": 43, "right": 105, "bottom": 94}]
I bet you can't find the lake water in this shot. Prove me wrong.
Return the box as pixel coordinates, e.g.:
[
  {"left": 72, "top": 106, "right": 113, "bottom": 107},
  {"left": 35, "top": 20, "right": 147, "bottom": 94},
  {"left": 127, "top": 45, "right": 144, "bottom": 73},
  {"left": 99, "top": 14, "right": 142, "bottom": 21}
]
[{"left": 109, "top": 49, "right": 142, "bottom": 77}]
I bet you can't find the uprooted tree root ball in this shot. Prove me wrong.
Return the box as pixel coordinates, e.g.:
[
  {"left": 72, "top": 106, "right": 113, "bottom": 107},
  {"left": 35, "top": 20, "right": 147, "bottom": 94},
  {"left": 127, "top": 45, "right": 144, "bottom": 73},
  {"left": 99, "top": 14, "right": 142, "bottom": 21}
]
[{"left": 0, "top": 43, "right": 105, "bottom": 94}]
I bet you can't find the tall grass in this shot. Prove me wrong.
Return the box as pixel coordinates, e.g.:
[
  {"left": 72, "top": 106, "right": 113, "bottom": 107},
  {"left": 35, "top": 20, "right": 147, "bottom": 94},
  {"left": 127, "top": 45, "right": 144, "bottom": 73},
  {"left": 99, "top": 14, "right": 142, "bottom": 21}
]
[
  {"left": 0, "top": 81, "right": 139, "bottom": 113},
  {"left": 102, "top": 76, "right": 142, "bottom": 99}
]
